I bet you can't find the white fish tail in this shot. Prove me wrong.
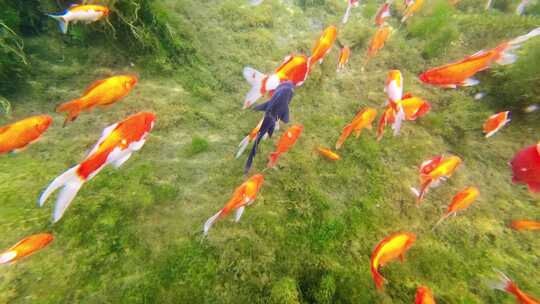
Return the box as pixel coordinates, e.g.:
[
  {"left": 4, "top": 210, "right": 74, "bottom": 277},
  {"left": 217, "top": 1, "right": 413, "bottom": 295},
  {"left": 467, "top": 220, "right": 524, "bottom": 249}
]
[
  {"left": 47, "top": 14, "right": 69, "bottom": 34},
  {"left": 342, "top": 5, "right": 352, "bottom": 24},
  {"left": 489, "top": 269, "right": 512, "bottom": 292},
  {"left": 242, "top": 67, "right": 266, "bottom": 108},
  {"left": 410, "top": 187, "right": 420, "bottom": 197},
  {"left": 497, "top": 27, "right": 540, "bottom": 65},
  {"left": 203, "top": 210, "right": 223, "bottom": 236},
  {"left": 509, "top": 27, "right": 540, "bottom": 46},
  {"left": 485, "top": 0, "right": 493, "bottom": 10},
  {"left": 392, "top": 107, "right": 405, "bottom": 136},
  {"left": 236, "top": 135, "right": 251, "bottom": 159},
  {"left": 0, "top": 251, "right": 17, "bottom": 264},
  {"left": 39, "top": 166, "right": 85, "bottom": 223},
  {"left": 234, "top": 206, "right": 245, "bottom": 222}
]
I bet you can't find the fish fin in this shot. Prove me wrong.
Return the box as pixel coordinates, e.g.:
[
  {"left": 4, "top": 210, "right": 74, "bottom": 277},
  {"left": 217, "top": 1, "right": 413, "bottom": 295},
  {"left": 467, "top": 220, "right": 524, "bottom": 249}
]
[
  {"left": 432, "top": 213, "right": 450, "bottom": 231},
  {"left": 527, "top": 181, "right": 540, "bottom": 193},
  {"left": 111, "top": 153, "right": 132, "bottom": 169},
  {"left": 342, "top": 5, "right": 352, "bottom": 24},
  {"left": 265, "top": 74, "right": 280, "bottom": 92},
  {"left": 47, "top": 14, "right": 69, "bottom": 34},
  {"left": 82, "top": 79, "right": 107, "bottom": 95},
  {"left": 87, "top": 123, "right": 119, "bottom": 157},
  {"left": 236, "top": 135, "right": 251, "bottom": 158},
  {"left": 253, "top": 100, "right": 271, "bottom": 112},
  {"left": 391, "top": 106, "right": 405, "bottom": 136},
  {"left": 416, "top": 179, "right": 432, "bottom": 205},
  {"left": 234, "top": 206, "right": 245, "bottom": 222},
  {"left": 462, "top": 77, "right": 480, "bottom": 87},
  {"left": 410, "top": 187, "right": 420, "bottom": 198},
  {"left": 509, "top": 27, "right": 540, "bottom": 46},
  {"left": 38, "top": 166, "right": 85, "bottom": 223},
  {"left": 242, "top": 67, "right": 266, "bottom": 108},
  {"left": 354, "top": 128, "right": 362, "bottom": 138},
  {"left": 371, "top": 266, "right": 385, "bottom": 290},
  {"left": 0, "top": 251, "right": 18, "bottom": 265},
  {"left": 336, "top": 124, "right": 353, "bottom": 150},
  {"left": 489, "top": 269, "right": 513, "bottom": 292},
  {"left": 282, "top": 108, "right": 290, "bottom": 124},
  {"left": 203, "top": 210, "right": 223, "bottom": 236},
  {"left": 56, "top": 99, "right": 82, "bottom": 126}
]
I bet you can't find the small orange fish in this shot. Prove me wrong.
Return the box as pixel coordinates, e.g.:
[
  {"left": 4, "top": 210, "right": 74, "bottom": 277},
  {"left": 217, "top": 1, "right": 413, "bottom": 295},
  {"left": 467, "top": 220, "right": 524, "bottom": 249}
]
[
  {"left": 411, "top": 155, "right": 462, "bottom": 204},
  {"left": 203, "top": 174, "right": 265, "bottom": 236},
  {"left": 39, "top": 112, "right": 156, "bottom": 223},
  {"left": 0, "top": 233, "right": 54, "bottom": 264},
  {"left": 433, "top": 186, "right": 479, "bottom": 228},
  {"left": 510, "top": 220, "right": 540, "bottom": 231},
  {"left": 317, "top": 147, "right": 340, "bottom": 160},
  {"left": 375, "top": 2, "right": 392, "bottom": 26},
  {"left": 57, "top": 75, "right": 137, "bottom": 126},
  {"left": 337, "top": 46, "right": 351, "bottom": 71},
  {"left": 419, "top": 27, "right": 540, "bottom": 88},
  {"left": 416, "top": 286, "right": 436, "bottom": 304},
  {"left": 267, "top": 124, "right": 303, "bottom": 168},
  {"left": 366, "top": 26, "right": 392, "bottom": 62},
  {"left": 491, "top": 270, "right": 539, "bottom": 304},
  {"left": 309, "top": 25, "right": 338, "bottom": 67},
  {"left": 336, "top": 108, "right": 377, "bottom": 149},
  {"left": 401, "top": 0, "right": 424, "bottom": 22},
  {"left": 370, "top": 232, "right": 416, "bottom": 290},
  {"left": 483, "top": 111, "right": 511, "bottom": 138},
  {"left": 0, "top": 115, "right": 52, "bottom": 154}
]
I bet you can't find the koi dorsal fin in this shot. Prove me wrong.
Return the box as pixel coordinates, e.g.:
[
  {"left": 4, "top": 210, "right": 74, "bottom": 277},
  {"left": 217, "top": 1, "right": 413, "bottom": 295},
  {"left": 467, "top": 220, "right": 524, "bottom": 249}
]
[{"left": 83, "top": 78, "right": 107, "bottom": 95}]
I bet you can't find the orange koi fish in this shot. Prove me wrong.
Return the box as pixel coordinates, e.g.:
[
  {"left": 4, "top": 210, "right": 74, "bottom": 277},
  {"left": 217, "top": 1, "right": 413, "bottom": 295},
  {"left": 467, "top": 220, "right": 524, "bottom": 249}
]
[
  {"left": 243, "top": 54, "right": 309, "bottom": 108},
  {"left": 342, "top": 0, "right": 360, "bottom": 24},
  {"left": 375, "top": 2, "right": 392, "bottom": 26},
  {"left": 491, "top": 270, "right": 539, "bottom": 304},
  {"left": 317, "top": 147, "right": 340, "bottom": 161},
  {"left": 48, "top": 4, "right": 109, "bottom": 34},
  {"left": 336, "top": 108, "right": 377, "bottom": 149},
  {"left": 416, "top": 286, "right": 436, "bottom": 304},
  {"left": 0, "top": 233, "right": 54, "bottom": 264},
  {"left": 39, "top": 112, "right": 156, "bottom": 223},
  {"left": 510, "top": 220, "right": 540, "bottom": 231},
  {"left": 309, "top": 25, "right": 338, "bottom": 67},
  {"left": 0, "top": 115, "right": 52, "bottom": 154},
  {"left": 401, "top": 0, "right": 424, "bottom": 22},
  {"left": 203, "top": 174, "right": 264, "bottom": 236},
  {"left": 483, "top": 111, "right": 510, "bottom": 138},
  {"left": 411, "top": 155, "right": 462, "bottom": 204},
  {"left": 366, "top": 26, "right": 392, "bottom": 63},
  {"left": 370, "top": 232, "right": 416, "bottom": 290},
  {"left": 433, "top": 186, "right": 479, "bottom": 229},
  {"left": 419, "top": 27, "right": 540, "bottom": 88},
  {"left": 399, "top": 94, "right": 431, "bottom": 121},
  {"left": 267, "top": 124, "right": 303, "bottom": 168},
  {"left": 419, "top": 155, "right": 443, "bottom": 176},
  {"left": 57, "top": 75, "right": 137, "bottom": 126},
  {"left": 337, "top": 46, "right": 351, "bottom": 71}
]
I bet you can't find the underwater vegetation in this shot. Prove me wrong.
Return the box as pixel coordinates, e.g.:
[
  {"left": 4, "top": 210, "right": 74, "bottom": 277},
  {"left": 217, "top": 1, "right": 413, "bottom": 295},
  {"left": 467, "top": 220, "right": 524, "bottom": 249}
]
[{"left": 0, "top": 0, "right": 539, "bottom": 303}]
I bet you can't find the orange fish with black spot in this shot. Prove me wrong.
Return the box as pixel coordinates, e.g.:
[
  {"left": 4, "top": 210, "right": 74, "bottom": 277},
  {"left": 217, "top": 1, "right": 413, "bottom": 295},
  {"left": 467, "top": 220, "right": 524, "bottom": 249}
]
[
  {"left": 203, "top": 174, "right": 265, "bottom": 236},
  {"left": 267, "top": 124, "right": 303, "bottom": 168},
  {"left": 370, "top": 232, "right": 416, "bottom": 290},
  {"left": 0, "top": 233, "right": 54, "bottom": 264},
  {"left": 0, "top": 115, "right": 52, "bottom": 154},
  {"left": 336, "top": 108, "right": 377, "bottom": 149}
]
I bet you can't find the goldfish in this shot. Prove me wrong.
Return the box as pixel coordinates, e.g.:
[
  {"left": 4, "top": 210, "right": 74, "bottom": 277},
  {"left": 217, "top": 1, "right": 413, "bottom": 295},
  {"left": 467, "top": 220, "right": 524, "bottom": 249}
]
[
  {"left": 433, "top": 186, "right": 479, "bottom": 229},
  {"left": 491, "top": 270, "right": 539, "bottom": 304},
  {"left": 336, "top": 108, "right": 377, "bottom": 149},
  {"left": 309, "top": 25, "right": 338, "bottom": 67},
  {"left": 267, "top": 124, "right": 303, "bottom": 168},
  {"left": 366, "top": 26, "right": 392, "bottom": 63},
  {"left": 510, "top": 220, "right": 540, "bottom": 231},
  {"left": 0, "top": 115, "right": 52, "bottom": 154},
  {"left": 401, "top": 0, "right": 424, "bottom": 22},
  {"left": 375, "top": 2, "right": 392, "bottom": 26},
  {"left": 411, "top": 155, "right": 462, "bottom": 204},
  {"left": 419, "top": 155, "right": 443, "bottom": 176},
  {"left": 416, "top": 286, "right": 436, "bottom": 304},
  {"left": 483, "top": 111, "right": 511, "bottom": 138},
  {"left": 203, "top": 174, "right": 264, "bottom": 236},
  {"left": 47, "top": 4, "right": 109, "bottom": 34},
  {"left": 370, "top": 232, "right": 416, "bottom": 290},
  {"left": 398, "top": 94, "right": 431, "bottom": 121},
  {"left": 317, "top": 147, "right": 340, "bottom": 161},
  {"left": 342, "top": 0, "right": 360, "bottom": 24},
  {"left": 244, "top": 82, "right": 295, "bottom": 174},
  {"left": 516, "top": 0, "right": 530, "bottom": 15},
  {"left": 337, "top": 46, "right": 351, "bottom": 71},
  {"left": 378, "top": 94, "right": 431, "bottom": 138},
  {"left": 39, "top": 112, "right": 156, "bottom": 223},
  {"left": 243, "top": 54, "right": 309, "bottom": 108},
  {"left": 57, "top": 75, "right": 137, "bottom": 126},
  {"left": 419, "top": 27, "right": 540, "bottom": 88},
  {"left": 0, "top": 233, "right": 54, "bottom": 264},
  {"left": 510, "top": 142, "right": 540, "bottom": 193}
]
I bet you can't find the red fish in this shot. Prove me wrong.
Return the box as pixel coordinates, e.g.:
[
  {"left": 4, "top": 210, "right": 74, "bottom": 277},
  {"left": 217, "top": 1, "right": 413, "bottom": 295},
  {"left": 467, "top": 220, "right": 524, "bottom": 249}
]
[
  {"left": 0, "top": 115, "right": 52, "bottom": 154},
  {"left": 0, "top": 233, "right": 54, "bottom": 264},
  {"left": 267, "top": 124, "right": 303, "bottom": 168},
  {"left": 375, "top": 2, "right": 392, "bottom": 26},
  {"left": 491, "top": 270, "right": 539, "bottom": 304},
  {"left": 370, "top": 232, "right": 416, "bottom": 290},
  {"left": 419, "top": 27, "right": 540, "bottom": 88},
  {"left": 483, "top": 111, "right": 510, "bottom": 138},
  {"left": 243, "top": 54, "right": 309, "bottom": 108},
  {"left": 39, "top": 112, "right": 156, "bottom": 223},
  {"left": 510, "top": 142, "right": 540, "bottom": 193},
  {"left": 433, "top": 186, "right": 479, "bottom": 229},
  {"left": 309, "top": 25, "right": 338, "bottom": 67},
  {"left": 203, "top": 174, "right": 264, "bottom": 236},
  {"left": 337, "top": 46, "right": 351, "bottom": 71},
  {"left": 416, "top": 286, "right": 436, "bottom": 304},
  {"left": 510, "top": 220, "right": 540, "bottom": 231}
]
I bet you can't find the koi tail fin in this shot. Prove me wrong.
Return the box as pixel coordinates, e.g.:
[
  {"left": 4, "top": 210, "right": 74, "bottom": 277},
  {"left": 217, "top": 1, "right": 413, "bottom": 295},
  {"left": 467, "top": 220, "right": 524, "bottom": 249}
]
[
  {"left": 498, "top": 27, "right": 540, "bottom": 65},
  {"left": 432, "top": 213, "right": 451, "bottom": 231},
  {"left": 0, "top": 250, "right": 17, "bottom": 264},
  {"left": 47, "top": 14, "right": 69, "bottom": 34},
  {"left": 267, "top": 152, "right": 280, "bottom": 169},
  {"left": 371, "top": 266, "right": 385, "bottom": 290},
  {"left": 243, "top": 67, "right": 267, "bottom": 109},
  {"left": 38, "top": 166, "right": 85, "bottom": 223},
  {"left": 336, "top": 124, "right": 353, "bottom": 150},
  {"left": 56, "top": 99, "right": 82, "bottom": 127},
  {"left": 489, "top": 269, "right": 514, "bottom": 293},
  {"left": 413, "top": 179, "right": 431, "bottom": 205},
  {"left": 342, "top": 5, "right": 352, "bottom": 24},
  {"left": 485, "top": 0, "right": 493, "bottom": 10},
  {"left": 203, "top": 210, "right": 223, "bottom": 236},
  {"left": 391, "top": 106, "right": 405, "bottom": 136},
  {"left": 236, "top": 135, "right": 251, "bottom": 159}
]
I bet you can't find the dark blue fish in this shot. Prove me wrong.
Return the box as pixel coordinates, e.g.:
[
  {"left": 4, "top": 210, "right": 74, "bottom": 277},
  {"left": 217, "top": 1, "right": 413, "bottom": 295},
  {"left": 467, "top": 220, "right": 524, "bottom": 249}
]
[{"left": 244, "top": 81, "right": 295, "bottom": 175}]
